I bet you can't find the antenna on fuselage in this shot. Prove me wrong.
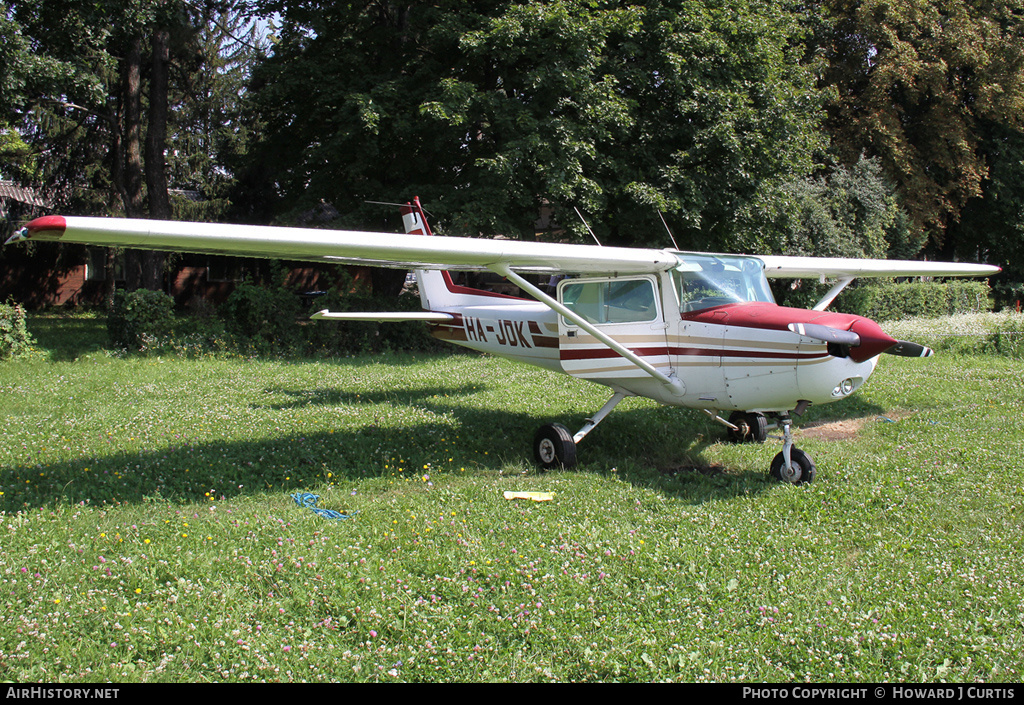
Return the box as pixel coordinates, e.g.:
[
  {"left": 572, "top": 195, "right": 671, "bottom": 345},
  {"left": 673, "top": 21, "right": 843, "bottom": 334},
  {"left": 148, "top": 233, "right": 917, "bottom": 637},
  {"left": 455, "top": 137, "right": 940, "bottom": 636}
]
[
  {"left": 658, "top": 211, "right": 680, "bottom": 250},
  {"left": 573, "top": 207, "right": 602, "bottom": 247}
]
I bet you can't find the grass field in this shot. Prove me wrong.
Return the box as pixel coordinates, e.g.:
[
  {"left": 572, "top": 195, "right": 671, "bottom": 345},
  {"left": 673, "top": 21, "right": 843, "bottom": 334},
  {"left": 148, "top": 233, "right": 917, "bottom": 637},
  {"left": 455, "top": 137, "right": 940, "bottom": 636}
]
[{"left": 1, "top": 314, "right": 1022, "bottom": 682}]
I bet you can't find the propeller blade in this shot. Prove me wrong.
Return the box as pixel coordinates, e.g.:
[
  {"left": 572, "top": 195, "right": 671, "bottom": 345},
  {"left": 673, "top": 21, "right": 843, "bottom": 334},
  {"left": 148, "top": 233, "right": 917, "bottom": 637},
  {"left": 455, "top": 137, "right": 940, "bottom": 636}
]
[
  {"left": 788, "top": 322, "right": 861, "bottom": 347},
  {"left": 884, "top": 340, "right": 934, "bottom": 358}
]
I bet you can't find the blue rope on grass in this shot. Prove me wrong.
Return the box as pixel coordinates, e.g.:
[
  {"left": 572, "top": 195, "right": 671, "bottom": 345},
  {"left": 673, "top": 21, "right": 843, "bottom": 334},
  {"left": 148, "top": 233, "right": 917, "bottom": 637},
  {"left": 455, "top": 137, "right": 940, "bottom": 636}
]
[{"left": 290, "top": 492, "right": 358, "bottom": 521}]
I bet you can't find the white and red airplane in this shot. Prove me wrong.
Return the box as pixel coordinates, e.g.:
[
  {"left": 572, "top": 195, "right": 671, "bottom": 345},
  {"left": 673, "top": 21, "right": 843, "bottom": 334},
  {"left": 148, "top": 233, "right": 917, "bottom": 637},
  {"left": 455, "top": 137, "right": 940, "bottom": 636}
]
[{"left": 7, "top": 198, "right": 999, "bottom": 483}]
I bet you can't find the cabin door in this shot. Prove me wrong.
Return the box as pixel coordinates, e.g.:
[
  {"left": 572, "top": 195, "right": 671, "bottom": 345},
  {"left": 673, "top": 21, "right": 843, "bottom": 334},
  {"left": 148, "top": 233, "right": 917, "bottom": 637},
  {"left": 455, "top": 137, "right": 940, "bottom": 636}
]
[{"left": 556, "top": 276, "right": 672, "bottom": 386}]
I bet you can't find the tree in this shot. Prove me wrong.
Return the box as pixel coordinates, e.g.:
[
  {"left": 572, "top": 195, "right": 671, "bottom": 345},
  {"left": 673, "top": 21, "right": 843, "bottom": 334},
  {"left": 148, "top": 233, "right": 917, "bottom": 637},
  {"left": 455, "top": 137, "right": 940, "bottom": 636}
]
[
  {"left": 4, "top": 1, "right": 263, "bottom": 294},
  {"left": 169, "top": 8, "right": 265, "bottom": 222},
  {"left": 820, "top": 0, "right": 1024, "bottom": 246},
  {"left": 945, "top": 119, "right": 1024, "bottom": 304},
  {"left": 0, "top": 1, "right": 112, "bottom": 189},
  {"left": 246, "top": 0, "right": 825, "bottom": 253},
  {"left": 773, "top": 156, "right": 915, "bottom": 261}
]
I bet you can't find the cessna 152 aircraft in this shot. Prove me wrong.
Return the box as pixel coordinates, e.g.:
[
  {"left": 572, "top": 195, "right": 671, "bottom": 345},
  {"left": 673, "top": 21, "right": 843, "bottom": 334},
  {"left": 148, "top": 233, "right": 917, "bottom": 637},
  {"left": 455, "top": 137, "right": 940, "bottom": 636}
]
[{"left": 7, "top": 198, "right": 999, "bottom": 483}]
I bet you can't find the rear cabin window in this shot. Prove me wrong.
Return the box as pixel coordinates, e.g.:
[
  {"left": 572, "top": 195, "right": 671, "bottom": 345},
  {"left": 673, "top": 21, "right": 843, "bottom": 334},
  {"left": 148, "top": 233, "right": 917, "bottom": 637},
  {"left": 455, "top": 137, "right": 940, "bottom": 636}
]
[{"left": 559, "top": 278, "right": 658, "bottom": 325}]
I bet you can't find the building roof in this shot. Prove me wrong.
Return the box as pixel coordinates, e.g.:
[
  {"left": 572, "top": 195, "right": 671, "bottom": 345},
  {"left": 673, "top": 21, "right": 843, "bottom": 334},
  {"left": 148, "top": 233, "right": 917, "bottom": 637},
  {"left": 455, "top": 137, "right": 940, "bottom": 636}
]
[{"left": 0, "top": 180, "right": 49, "bottom": 208}]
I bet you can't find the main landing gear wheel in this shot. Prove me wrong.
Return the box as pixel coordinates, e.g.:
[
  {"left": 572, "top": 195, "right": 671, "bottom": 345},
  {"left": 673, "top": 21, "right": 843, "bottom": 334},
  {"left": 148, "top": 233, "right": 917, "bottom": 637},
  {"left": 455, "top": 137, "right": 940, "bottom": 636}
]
[
  {"left": 533, "top": 423, "right": 577, "bottom": 470},
  {"left": 727, "top": 411, "right": 768, "bottom": 444},
  {"left": 770, "top": 448, "right": 816, "bottom": 484}
]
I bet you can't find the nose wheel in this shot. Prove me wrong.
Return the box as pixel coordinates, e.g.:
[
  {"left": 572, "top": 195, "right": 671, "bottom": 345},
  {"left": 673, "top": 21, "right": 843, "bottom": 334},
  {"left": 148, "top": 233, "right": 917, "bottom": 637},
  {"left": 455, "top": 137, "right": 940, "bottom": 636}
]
[
  {"left": 770, "top": 447, "right": 816, "bottom": 483},
  {"left": 769, "top": 414, "right": 816, "bottom": 484}
]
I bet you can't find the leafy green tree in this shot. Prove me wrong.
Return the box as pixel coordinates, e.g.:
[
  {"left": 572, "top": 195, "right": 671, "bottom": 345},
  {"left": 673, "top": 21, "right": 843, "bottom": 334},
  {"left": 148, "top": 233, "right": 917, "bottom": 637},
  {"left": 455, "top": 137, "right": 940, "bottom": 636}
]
[
  {"left": 820, "top": 0, "right": 1024, "bottom": 246},
  {"left": 3, "top": 1, "right": 263, "bottom": 295},
  {"left": 168, "top": 9, "right": 265, "bottom": 222},
  {"left": 773, "top": 157, "right": 916, "bottom": 261},
  {"left": 945, "top": 119, "right": 1024, "bottom": 305},
  {"left": 247, "top": 0, "right": 825, "bottom": 253},
  {"left": 0, "top": 5, "right": 41, "bottom": 180},
  {"left": 0, "top": 1, "right": 110, "bottom": 187}
]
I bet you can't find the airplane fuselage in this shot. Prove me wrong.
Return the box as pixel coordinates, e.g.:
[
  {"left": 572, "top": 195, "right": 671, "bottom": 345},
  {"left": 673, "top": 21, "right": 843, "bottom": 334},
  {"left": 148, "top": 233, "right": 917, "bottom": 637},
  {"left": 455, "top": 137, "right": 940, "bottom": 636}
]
[{"left": 422, "top": 263, "right": 887, "bottom": 415}]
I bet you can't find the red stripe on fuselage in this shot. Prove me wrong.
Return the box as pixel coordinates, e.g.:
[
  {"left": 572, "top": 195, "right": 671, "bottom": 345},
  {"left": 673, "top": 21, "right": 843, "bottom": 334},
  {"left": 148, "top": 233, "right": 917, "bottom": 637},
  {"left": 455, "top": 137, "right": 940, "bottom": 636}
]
[
  {"left": 559, "top": 346, "right": 830, "bottom": 361},
  {"left": 440, "top": 271, "right": 531, "bottom": 301}
]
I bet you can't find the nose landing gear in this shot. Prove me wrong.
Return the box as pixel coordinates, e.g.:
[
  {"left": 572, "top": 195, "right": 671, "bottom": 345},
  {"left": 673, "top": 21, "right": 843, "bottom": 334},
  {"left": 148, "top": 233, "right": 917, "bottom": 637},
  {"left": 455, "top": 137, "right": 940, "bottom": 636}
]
[{"left": 769, "top": 413, "right": 816, "bottom": 484}]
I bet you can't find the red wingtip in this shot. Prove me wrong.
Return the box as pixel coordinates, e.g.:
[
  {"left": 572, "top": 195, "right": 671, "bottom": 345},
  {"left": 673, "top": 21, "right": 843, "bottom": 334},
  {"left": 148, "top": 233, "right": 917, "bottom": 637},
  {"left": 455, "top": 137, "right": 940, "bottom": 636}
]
[{"left": 25, "top": 215, "right": 67, "bottom": 239}]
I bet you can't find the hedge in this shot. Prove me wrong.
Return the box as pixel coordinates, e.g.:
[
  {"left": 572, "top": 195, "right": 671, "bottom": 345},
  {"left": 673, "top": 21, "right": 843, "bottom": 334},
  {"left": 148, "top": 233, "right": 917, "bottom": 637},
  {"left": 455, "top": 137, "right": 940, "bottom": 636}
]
[
  {"left": 834, "top": 280, "right": 992, "bottom": 322},
  {"left": 107, "top": 289, "right": 176, "bottom": 351}
]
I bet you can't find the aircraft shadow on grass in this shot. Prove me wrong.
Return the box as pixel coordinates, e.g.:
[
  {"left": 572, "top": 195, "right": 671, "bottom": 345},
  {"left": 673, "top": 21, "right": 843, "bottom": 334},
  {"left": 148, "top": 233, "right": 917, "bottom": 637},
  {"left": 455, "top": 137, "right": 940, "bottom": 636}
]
[
  {"left": 254, "top": 382, "right": 485, "bottom": 411},
  {"left": 5, "top": 383, "right": 887, "bottom": 513}
]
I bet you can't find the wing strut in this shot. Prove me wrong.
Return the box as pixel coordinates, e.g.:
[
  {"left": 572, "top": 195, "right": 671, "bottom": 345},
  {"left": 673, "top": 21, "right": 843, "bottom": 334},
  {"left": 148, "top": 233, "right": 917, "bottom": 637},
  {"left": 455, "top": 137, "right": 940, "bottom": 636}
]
[
  {"left": 489, "top": 264, "right": 686, "bottom": 397},
  {"left": 812, "top": 277, "right": 854, "bottom": 312}
]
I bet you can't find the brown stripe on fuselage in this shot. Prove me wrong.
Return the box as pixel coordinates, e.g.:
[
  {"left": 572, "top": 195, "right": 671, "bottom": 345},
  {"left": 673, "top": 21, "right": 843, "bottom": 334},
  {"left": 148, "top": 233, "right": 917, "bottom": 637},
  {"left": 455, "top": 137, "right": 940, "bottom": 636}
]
[{"left": 430, "top": 311, "right": 467, "bottom": 341}]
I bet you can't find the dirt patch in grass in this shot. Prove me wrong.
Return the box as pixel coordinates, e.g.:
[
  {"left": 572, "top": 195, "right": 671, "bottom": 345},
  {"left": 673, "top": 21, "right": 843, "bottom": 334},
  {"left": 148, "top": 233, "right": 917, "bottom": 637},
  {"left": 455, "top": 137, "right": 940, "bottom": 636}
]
[{"left": 798, "top": 411, "right": 913, "bottom": 442}]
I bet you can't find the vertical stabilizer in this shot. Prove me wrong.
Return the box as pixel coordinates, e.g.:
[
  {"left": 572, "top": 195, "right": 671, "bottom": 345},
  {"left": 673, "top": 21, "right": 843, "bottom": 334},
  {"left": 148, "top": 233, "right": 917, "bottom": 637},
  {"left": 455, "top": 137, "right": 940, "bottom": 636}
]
[
  {"left": 401, "top": 197, "right": 451, "bottom": 309},
  {"left": 401, "top": 197, "right": 521, "bottom": 309}
]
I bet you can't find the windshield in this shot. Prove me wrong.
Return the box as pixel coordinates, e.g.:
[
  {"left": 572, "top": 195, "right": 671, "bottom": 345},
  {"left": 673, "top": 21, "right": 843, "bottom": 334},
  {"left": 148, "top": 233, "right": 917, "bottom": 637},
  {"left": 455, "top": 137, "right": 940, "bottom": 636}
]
[{"left": 671, "top": 255, "right": 774, "bottom": 313}]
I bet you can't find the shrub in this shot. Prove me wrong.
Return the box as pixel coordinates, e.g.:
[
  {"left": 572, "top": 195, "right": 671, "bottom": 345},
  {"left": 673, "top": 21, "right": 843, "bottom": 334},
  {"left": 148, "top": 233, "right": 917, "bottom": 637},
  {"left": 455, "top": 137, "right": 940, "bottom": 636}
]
[
  {"left": 107, "top": 289, "right": 176, "bottom": 351},
  {"left": 992, "top": 280, "right": 1024, "bottom": 312},
  {"left": 219, "top": 280, "right": 303, "bottom": 355},
  {"left": 883, "top": 312, "right": 1024, "bottom": 358},
  {"left": 835, "top": 280, "right": 992, "bottom": 321},
  {"left": 0, "top": 301, "right": 33, "bottom": 359},
  {"left": 161, "top": 313, "right": 232, "bottom": 358}
]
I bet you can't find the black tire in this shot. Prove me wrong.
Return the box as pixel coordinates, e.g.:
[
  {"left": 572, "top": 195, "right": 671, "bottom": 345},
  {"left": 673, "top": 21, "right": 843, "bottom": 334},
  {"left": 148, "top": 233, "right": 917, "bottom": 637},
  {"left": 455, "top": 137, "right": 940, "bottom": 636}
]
[
  {"left": 770, "top": 448, "right": 816, "bottom": 484},
  {"left": 533, "top": 423, "right": 577, "bottom": 469},
  {"left": 727, "top": 411, "right": 768, "bottom": 444}
]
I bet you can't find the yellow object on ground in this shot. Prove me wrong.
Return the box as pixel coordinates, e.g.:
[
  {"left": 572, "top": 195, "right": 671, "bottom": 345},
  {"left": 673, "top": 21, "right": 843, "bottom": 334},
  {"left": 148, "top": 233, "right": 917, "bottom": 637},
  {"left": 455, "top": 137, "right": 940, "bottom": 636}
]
[{"left": 503, "top": 491, "right": 555, "bottom": 502}]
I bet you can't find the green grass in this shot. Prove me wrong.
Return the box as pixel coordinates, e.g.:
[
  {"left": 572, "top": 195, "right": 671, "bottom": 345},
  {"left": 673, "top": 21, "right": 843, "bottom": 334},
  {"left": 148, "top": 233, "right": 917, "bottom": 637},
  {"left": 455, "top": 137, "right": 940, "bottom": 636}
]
[
  {"left": 884, "top": 311, "right": 1024, "bottom": 357},
  {"left": 1, "top": 314, "right": 1022, "bottom": 682}
]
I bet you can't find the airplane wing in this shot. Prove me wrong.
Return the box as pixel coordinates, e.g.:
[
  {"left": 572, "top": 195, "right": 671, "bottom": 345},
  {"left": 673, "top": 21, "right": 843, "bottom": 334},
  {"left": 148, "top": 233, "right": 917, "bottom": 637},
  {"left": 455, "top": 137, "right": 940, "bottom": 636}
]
[
  {"left": 758, "top": 254, "right": 1000, "bottom": 279},
  {"left": 755, "top": 254, "right": 1000, "bottom": 311},
  {"left": 8, "top": 215, "right": 676, "bottom": 276},
  {"left": 8, "top": 214, "right": 1000, "bottom": 279}
]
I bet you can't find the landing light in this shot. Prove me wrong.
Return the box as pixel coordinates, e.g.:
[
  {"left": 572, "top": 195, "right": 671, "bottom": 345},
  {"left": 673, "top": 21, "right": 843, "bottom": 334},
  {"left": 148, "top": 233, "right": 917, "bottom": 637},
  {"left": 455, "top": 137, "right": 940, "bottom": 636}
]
[{"left": 832, "top": 378, "right": 855, "bottom": 397}]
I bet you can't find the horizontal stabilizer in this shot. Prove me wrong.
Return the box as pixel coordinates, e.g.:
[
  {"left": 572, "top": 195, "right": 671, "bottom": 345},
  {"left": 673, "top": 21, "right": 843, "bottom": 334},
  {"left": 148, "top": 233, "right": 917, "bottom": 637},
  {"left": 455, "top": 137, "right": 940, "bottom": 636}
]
[{"left": 310, "top": 310, "right": 455, "bottom": 323}]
